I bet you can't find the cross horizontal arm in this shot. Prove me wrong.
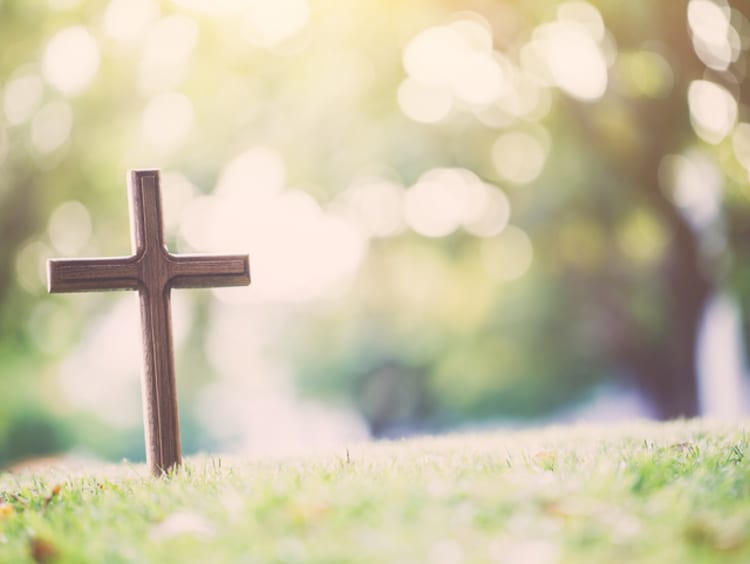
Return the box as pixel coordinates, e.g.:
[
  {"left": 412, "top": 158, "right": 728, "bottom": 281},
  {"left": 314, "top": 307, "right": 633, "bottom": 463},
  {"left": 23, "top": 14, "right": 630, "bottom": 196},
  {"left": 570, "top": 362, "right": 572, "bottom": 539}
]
[
  {"left": 168, "top": 254, "right": 250, "bottom": 289},
  {"left": 48, "top": 257, "right": 139, "bottom": 293}
]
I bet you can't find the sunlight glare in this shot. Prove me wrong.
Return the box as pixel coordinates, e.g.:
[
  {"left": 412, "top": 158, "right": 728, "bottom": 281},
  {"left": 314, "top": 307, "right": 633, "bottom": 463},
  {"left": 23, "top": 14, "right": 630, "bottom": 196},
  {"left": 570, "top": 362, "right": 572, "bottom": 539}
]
[
  {"left": 42, "top": 26, "right": 100, "bottom": 95},
  {"left": 236, "top": 190, "right": 366, "bottom": 302},
  {"left": 182, "top": 147, "right": 288, "bottom": 252},
  {"left": 182, "top": 150, "right": 369, "bottom": 303}
]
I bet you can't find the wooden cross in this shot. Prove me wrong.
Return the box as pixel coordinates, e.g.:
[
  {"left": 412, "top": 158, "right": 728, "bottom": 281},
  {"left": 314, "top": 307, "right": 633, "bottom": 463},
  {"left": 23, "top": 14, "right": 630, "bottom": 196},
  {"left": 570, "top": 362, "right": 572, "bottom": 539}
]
[{"left": 48, "top": 170, "right": 250, "bottom": 476}]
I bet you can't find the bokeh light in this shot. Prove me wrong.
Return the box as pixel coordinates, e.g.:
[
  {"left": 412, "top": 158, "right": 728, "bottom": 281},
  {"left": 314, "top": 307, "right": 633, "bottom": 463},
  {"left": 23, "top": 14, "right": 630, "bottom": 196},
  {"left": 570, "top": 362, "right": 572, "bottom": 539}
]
[
  {"left": 397, "top": 79, "right": 453, "bottom": 124},
  {"left": 480, "top": 226, "right": 534, "bottom": 281},
  {"left": 529, "top": 4, "right": 609, "bottom": 102},
  {"left": 142, "top": 92, "right": 194, "bottom": 151},
  {"left": 179, "top": 147, "right": 368, "bottom": 303},
  {"left": 42, "top": 26, "right": 100, "bottom": 95},
  {"left": 731, "top": 122, "right": 750, "bottom": 178},
  {"left": 0, "top": 125, "right": 7, "bottom": 166},
  {"left": 47, "top": 201, "right": 92, "bottom": 256},
  {"left": 138, "top": 15, "right": 198, "bottom": 93},
  {"left": 404, "top": 168, "right": 497, "bottom": 238},
  {"left": 215, "top": 147, "right": 286, "bottom": 201},
  {"left": 104, "top": 0, "right": 160, "bottom": 43},
  {"left": 334, "top": 177, "right": 406, "bottom": 238},
  {"left": 243, "top": 0, "right": 310, "bottom": 48},
  {"left": 31, "top": 101, "right": 73, "bottom": 154},
  {"left": 617, "top": 210, "right": 668, "bottom": 265},
  {"left": 492, "top": 131, "right": 548, "bottom": 185},
  {"left": 3, "top": 73, "right": 44, "bottom": 126},
  {"left": 660, "top": 151, "right": 722, "bottom": 229},
  {"left": 688, "top": 0, "right": 739, "bottom": 70},
  {"left": 48, "top": 0, "right": 81, "bottom": 10},
  {"left": 15, "top": 241, "right": 51, "bottom": 294},
  {"left": 557, "top": 1, "right": 605, "bottom": 41},
  {"left": 400, "top": 15, "right": 506, "bottom": 123},
  {"left": 688, "top": 79, "right": 737, "bottom": 144},
  {"left": 615, "top": 51, "right": 674, "bottom": 99},
  {"left": 462, "top": 183, "right": 511, "bottom": 238}
]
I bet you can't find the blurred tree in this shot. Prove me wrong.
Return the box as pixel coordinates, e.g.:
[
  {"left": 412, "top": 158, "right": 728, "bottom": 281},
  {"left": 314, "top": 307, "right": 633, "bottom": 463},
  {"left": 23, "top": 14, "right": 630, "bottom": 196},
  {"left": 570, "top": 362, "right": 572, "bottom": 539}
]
[
  {"left": 293, "top": 0, "right": 750, "bottom": 428},
  {"left": 0, "top": 0, "right": 748, "bottom": 458},
  {"left": 548, "top": 0, "right": 750, "bottom": 418},
  {"left": 545, "top": 1, "right": 713, "bottom": 418}
]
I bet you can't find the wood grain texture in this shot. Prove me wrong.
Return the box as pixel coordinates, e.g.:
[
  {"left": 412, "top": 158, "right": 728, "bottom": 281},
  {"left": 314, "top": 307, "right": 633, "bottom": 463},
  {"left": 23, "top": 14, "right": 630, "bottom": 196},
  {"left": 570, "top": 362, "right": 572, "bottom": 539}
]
[{"left": 48, "top": 169, "right": 251, "bottom": 476}]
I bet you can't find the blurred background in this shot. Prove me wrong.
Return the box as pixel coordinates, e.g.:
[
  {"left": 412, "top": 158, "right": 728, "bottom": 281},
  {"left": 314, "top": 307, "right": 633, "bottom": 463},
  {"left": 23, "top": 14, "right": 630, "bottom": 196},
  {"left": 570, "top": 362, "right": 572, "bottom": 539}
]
[{"left": 1, "top": 0, "right": 750, "bottom": 465}]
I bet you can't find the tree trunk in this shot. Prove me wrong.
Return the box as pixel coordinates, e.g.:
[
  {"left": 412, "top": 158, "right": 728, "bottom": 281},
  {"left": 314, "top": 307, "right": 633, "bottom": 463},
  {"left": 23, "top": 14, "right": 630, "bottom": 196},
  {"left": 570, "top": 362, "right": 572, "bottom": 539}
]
[{"left": 564, "top": 1, "right": 713, "bottom": 418}]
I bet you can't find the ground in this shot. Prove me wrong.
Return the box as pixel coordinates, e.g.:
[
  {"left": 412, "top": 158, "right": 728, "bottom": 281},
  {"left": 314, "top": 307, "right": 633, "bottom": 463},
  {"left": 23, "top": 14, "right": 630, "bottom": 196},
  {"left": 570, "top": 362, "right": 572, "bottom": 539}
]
[{"left": 0, "top": 419, "right": 748, "bottom": 563}]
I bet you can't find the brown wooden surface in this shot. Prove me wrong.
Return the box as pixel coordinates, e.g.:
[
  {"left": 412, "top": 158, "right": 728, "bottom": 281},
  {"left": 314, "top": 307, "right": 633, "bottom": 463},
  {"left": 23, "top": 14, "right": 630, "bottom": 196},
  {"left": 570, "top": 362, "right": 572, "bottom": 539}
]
[{"left": 48, "top": 170, "right": 250, "bottom": 476}]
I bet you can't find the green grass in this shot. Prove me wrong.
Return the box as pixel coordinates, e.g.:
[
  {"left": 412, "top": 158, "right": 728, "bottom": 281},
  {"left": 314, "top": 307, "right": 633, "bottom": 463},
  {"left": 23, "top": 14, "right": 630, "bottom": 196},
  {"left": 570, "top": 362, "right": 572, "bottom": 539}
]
[{"left": 1, "top": 419, "right": 749, "bottom": 563}]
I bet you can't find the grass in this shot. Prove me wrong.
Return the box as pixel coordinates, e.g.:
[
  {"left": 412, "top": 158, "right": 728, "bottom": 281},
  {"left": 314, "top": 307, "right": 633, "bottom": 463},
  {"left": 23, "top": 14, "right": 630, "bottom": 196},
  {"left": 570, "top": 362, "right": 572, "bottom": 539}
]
[{"left": 0, "top": 419, "right": 749, "bottom": 563}]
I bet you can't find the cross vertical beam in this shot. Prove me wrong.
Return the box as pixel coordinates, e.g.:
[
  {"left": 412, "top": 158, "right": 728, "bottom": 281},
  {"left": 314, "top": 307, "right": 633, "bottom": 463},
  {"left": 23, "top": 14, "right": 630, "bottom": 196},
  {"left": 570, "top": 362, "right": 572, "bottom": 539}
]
[{"left": 48, "top": 169, "right": 251, "bottom": 476}]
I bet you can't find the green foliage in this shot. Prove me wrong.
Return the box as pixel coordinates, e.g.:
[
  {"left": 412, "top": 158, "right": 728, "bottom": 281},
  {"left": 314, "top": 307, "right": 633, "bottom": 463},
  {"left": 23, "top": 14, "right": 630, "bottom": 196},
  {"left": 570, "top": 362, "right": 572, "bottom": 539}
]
[{"left": 1, "top": 421, "right": 749, "bottom": 562}]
